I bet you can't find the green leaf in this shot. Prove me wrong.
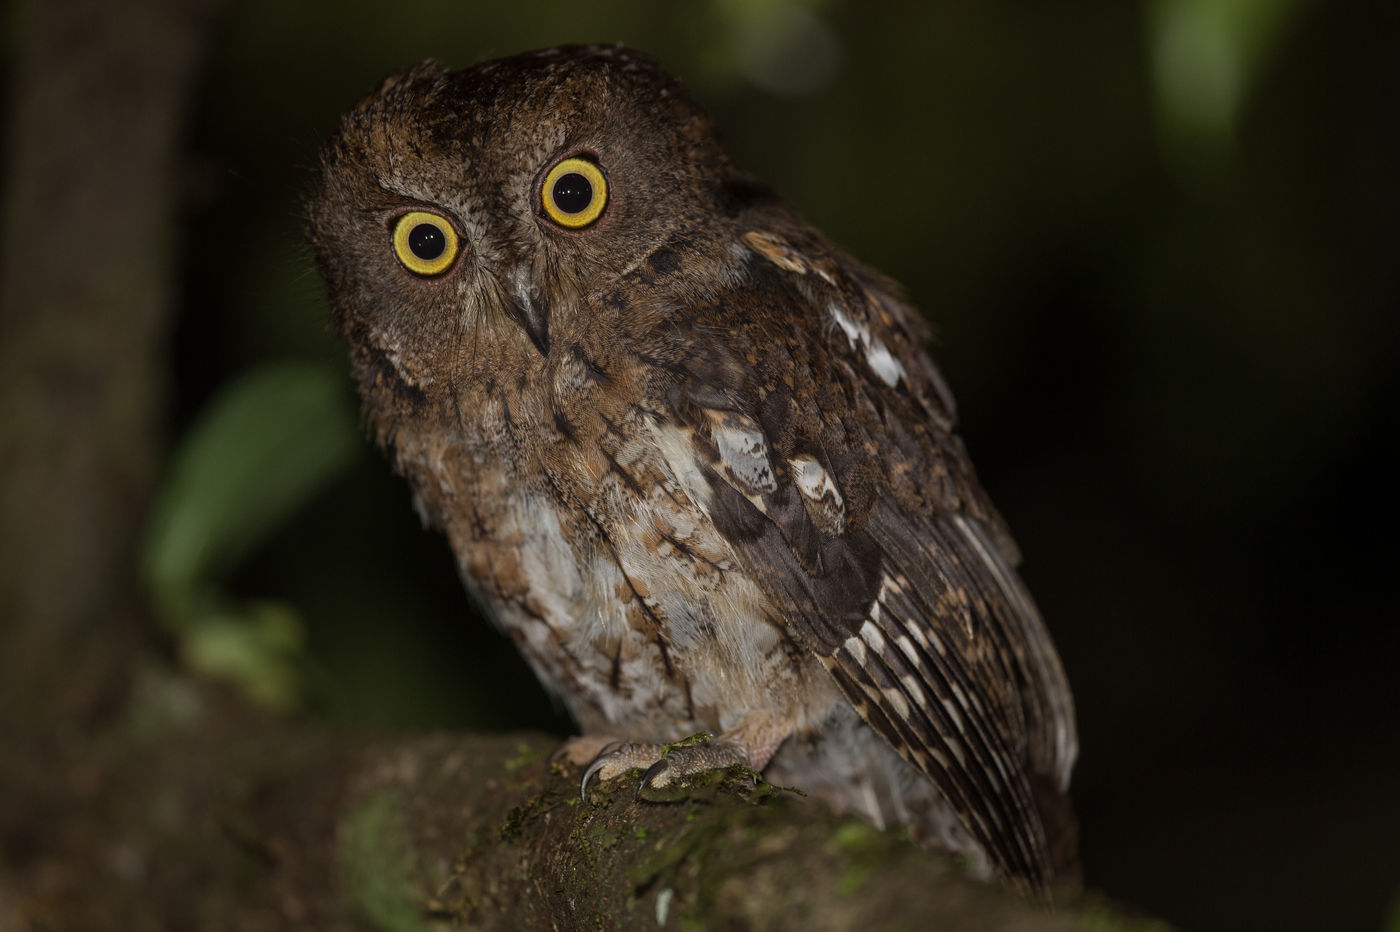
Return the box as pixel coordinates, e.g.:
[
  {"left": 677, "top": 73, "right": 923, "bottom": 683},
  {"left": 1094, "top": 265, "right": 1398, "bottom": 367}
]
[
  {"left": 1148, "top": 0, "right": 1308, "bottom": 170},
  {"left": 143, "top": 361, "right": 360, "bottom": 615},
  {"left": 141, "top": 361, "right": 361, "bottom": 709},
  {"left": 179, "top": 600, "right": 307, "bottom": 710}
]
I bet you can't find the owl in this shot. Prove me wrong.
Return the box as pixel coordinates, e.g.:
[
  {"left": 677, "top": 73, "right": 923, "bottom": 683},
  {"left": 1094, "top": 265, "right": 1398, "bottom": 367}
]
[{"left": 309, "top": 45, "right": 1078, "bottom": 889}]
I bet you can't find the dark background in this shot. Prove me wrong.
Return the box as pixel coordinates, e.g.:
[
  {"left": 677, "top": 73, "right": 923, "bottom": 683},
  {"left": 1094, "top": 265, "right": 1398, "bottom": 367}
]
[{"left": 88, "top": 1, "right": 1400, "bottom": 929}]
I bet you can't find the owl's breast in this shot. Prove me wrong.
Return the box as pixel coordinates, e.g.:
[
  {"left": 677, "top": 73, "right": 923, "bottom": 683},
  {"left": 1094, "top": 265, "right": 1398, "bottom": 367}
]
[{"left": 424, "top": 354, "right": 836, "bottom": 740}]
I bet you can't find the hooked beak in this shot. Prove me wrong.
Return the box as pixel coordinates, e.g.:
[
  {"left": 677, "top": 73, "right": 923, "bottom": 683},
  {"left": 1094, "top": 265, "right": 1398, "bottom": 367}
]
[{"left": 504, "top": 269, "right": 550, "bottom": 358}]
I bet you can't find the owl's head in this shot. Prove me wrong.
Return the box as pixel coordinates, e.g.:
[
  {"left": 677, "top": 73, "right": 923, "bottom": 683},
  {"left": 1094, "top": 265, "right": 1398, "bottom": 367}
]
[{"left": 309, "top": 45, "right": 754, "bottom": 405}]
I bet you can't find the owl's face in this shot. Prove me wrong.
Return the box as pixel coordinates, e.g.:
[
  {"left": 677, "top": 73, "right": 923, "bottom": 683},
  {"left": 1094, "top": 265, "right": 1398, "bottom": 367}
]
[{"left": 309, "top": 46, "right": 739, "bottom": 399}]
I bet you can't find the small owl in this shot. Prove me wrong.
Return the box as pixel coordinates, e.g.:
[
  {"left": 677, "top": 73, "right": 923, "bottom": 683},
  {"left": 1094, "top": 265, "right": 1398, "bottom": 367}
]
[{"left": 309, "top": 45, "right": 1077, "bottom": 888}]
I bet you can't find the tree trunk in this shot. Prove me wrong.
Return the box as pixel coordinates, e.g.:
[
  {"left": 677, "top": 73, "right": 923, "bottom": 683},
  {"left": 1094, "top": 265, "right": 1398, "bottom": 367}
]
[{"left": 0, "top": 0, "right": 219, "bottom": 721}]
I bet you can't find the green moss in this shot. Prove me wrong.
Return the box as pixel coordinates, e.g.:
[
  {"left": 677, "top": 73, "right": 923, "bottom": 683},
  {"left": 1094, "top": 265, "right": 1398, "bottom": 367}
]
[
  {"left": 499, "top": 785, "right": 557, "bottom": 841},
  {"left": 832, "top": 820, "right": 893, "bottom": 898},
  {"left": 337, "top": 790, "right": 426, "bottom": 932},
  {"left": 832, "top": 820, "right": 879, "bottom": 849},
  {"left": 499, "top": 804, "right": 526, "bottom": 840},
  {"left": 503, "top": 741, "right": 539, "bottom": 773},
  {"left": 661, "top": 731, "right": 714, "bottom": 753}
]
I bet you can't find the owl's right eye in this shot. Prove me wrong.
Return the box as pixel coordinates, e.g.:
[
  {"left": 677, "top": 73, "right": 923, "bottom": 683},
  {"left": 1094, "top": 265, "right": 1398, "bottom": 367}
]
[{"left": 391, "top": 211, "right": 460, "bottom": 276}]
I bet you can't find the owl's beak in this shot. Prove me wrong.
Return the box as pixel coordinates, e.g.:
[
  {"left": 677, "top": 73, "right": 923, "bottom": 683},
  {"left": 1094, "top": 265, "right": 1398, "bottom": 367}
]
[{"left": 504, "top": 272, "right": 550, "bottom": 358}]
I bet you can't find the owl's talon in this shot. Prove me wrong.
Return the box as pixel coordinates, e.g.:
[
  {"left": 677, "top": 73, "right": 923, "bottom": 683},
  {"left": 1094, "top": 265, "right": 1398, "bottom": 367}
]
[
  {"left": 580, "top": 756, "right": 608, "bottom": 801},
  {"left": 638, "top": 758, "right": 670, "bottom": 798},
  {"left": 580, "top": 740, "right": 628, "bottom": 799},
  {"left": 577, "top": 738, "right": 754, "bottom": 802},
  {"left": 580, "top": 741, "right": 660, "bottom": 800}
]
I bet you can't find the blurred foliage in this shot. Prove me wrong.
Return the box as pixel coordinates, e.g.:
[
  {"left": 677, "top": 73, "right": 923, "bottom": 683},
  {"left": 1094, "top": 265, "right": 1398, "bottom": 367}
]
[
  {"left": 152, "top": 1, "right": 1398, "bottom": 930},
  {"left": 1148, "top": 0, "right": 1306, "bottom": 171},
  {"left": 143, "top": 362, "right": 359, "bottom": 708}
]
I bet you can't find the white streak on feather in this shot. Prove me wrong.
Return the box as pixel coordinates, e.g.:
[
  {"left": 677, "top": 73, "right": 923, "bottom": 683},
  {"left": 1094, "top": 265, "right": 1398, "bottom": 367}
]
[
  {"left": 941, "top": 698, "right": 965, "bottom": 732},
  {"left": 843, "top": 635, "right": 868, "bottom": 666},
  {"left": 864, "top": 337, "right": 906, "bottom": 388},
  {"left": 649, "top": 421, "right": 714, "bottom": 516},
  {"left": 948, "top": 514, "right": 1078, "bottom": 788},
  {"left": 828, "top": 301, "right": 862, "bottom": 347},
  {"left": 883, "top": 687, "right": 911, "bottom": 721},
  {"left": 708, "top": 414, "right": 777, "bottom": 497},
  {"left": 901, "top": 675, "right": 929, "bottom": 709},
  {"left": 825, "top": 302, "right": 908, "bottom": 388},
  {"left": 789, "top": 454, "right": 844, "bottom": 508},
  {"left": 859, "top": 620, "right": 887, "bottom": 654}
]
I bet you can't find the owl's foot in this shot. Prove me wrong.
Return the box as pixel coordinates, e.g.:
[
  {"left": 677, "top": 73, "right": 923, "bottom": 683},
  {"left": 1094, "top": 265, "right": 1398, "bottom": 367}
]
[
  {"left": 578, "top": 732, "right": 758, "bottom": 801},
  {"left": 552, "top": 734, "right": 624, "bottom": 769}
]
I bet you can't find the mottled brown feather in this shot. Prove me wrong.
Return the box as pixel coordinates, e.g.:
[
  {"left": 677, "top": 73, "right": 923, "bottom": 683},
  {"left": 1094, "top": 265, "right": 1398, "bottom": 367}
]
[{"left": 308, "top": 44, "right": 1077, "bottom": 889}]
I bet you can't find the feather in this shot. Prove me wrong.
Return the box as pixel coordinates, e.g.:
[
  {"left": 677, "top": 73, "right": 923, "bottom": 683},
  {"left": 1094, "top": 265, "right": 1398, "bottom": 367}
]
[{"left": 673, "top": 220, "right": 1077, "bottom": 885}]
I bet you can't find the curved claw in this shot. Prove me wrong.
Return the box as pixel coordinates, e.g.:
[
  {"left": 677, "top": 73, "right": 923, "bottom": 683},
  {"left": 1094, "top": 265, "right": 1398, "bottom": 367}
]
[
  {"left": 580, "top": 758, "right": 606, "bottom": 801},
  {"left": 579, "top": 740, "right": 627, "bottom": 801},
  {"left": 637, "top": 758, "right": 671, "bottom": 799}
]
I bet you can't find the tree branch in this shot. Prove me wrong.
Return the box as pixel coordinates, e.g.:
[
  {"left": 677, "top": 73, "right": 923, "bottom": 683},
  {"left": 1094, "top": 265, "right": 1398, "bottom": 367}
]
[{"left": 0, "top": 668, "right": 1164, "bottom": 930}]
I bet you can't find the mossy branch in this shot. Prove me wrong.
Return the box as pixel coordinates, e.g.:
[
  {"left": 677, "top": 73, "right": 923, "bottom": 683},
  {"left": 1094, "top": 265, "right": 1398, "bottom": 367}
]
[
  {"left": 0, "top": 664, "right": 1169, "bottom": 930},
  {"left": 331, "top": 734, "right": 1163, "bottom": 931}
]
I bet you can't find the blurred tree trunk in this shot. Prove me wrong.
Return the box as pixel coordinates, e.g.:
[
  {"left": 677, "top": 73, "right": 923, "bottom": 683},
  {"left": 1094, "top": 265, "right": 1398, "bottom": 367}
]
[{"left": 0, "top": 0, "right": 220, "bottom": 722}]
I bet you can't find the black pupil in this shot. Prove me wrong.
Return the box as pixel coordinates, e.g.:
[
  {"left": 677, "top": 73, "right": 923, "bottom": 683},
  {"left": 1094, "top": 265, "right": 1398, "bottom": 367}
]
[
  {"left": 552, "top": 173, "right": 593, "bottom": 214},
  {"left": 407, "top": 223, "right": 445, "bottom": 261}
]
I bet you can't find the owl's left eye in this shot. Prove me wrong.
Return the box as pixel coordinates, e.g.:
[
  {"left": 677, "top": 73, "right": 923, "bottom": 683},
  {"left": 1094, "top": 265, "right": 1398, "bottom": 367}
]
[
  {"left": 541, "top": 157, "right": 608, "bottom": 229},
  {"left": 391, "top": 211, "right": 460, "bottom": 276}
]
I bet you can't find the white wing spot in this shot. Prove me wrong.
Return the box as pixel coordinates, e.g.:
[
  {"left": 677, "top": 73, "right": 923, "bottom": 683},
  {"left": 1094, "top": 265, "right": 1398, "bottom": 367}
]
[
  {"left": 859, "top": 620, "right": 887, "bottom": 654},
  {"left": 826, "top": 302, "right": 908, "bottom": 388},
  {"left": 789, "top": 454, "right": 844, "bottom": 507},
  {"left": 649, "top": 420, "right": 714, "bottom": 516},
  {"left": 883, "top": 687, "right": 911, "bottom": 721},
  {"left": 941, "top": 698, "right": 965, "bottom": 732},
  {"left": 843, "top": 634, "right": 867, "bottom": 666},
  {"left": 788, "top": 453, "right": 846, "bottom": 533},
  {"left": 864, "top": 336, "right": 907, "bottom": 388},
  {"left": 901, "top": 675, "right": 930, "bottom": 709},
  {"left": 710, "top": 416, "right": 777, "bottom": 494},
  {"left": 828, "top": 301, "right": 863, "bottom": 347}
]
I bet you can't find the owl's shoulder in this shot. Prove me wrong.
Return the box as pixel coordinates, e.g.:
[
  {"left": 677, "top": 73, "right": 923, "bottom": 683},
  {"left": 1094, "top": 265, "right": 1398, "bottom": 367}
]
[{"left": 614, "top": 205, "right": 995, "bottom": 527}]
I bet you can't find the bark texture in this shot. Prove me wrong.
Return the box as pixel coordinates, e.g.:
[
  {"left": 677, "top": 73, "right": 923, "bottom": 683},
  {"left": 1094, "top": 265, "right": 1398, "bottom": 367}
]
[
  {"left": 0, "top": 669, "right": 1166, "bottom": 930},
  {"left": 0, "top": 0, "right": 219, "bottom": 716}
]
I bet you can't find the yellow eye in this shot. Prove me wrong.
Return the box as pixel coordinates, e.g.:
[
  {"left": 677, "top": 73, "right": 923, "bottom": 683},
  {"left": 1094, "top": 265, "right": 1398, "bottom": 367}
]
[
  {"left": 391, "top": 211, "right": 460, "bottom": 276},
  {"left": 541, "top": 157, "right": 608, "bottom": 229}
]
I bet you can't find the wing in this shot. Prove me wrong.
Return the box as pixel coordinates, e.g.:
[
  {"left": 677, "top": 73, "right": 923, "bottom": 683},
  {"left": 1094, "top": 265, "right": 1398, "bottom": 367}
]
[{"left": 657, "top": 219, "right": 1077, "bottom": 885}]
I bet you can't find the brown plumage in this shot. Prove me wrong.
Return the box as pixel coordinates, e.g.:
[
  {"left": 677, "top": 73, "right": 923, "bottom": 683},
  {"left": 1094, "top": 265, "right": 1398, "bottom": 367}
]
[{"left": 308, "top": 44, "right": 1077, "bottom": 888}]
